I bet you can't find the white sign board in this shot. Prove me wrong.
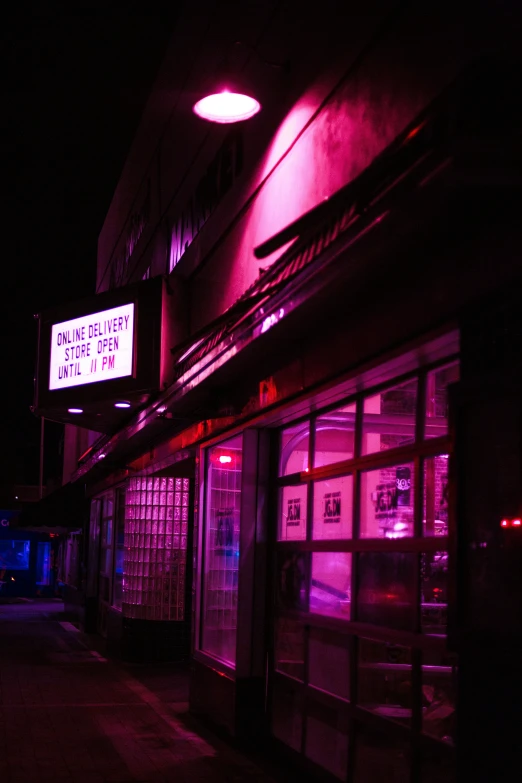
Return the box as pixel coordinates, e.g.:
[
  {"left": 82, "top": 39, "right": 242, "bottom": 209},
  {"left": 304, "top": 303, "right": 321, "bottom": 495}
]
[{"left": 49, "top": 303, "right": 135, "bottom": 390}]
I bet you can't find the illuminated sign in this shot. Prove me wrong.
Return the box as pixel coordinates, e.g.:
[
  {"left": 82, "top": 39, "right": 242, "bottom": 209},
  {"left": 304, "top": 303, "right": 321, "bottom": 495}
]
[{"left": 49, "top": 303, "right": 135, "bottom": 390}]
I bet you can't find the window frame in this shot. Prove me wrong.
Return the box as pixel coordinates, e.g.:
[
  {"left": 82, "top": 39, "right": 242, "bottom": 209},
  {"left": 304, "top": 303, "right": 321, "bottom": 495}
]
[
  {"left": 198, "top": 434, "right": 243, "bottom": 670},
  {"left": 270, "top": 355, "right": 459, "bottom": 768}
]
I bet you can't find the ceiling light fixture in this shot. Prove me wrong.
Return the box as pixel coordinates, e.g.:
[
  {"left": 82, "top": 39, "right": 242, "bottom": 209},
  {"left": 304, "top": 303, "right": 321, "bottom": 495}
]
[
  {"left": 68, "top": 408, "right": 83, "bottom": 414},
  {"left": 193, "top": 42, "right": 288, "bottom": 125},
  {"left": 194, "top": 91, "right": 261, "bottom": 124},
  {"left": 115, "top": 401, "right": 131, "bottom": 409}
]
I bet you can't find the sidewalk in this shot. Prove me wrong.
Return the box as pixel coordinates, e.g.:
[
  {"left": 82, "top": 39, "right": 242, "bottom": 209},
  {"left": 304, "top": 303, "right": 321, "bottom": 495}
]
[{"left": 0, "top": 599, "right": 279, "bottom": 783}]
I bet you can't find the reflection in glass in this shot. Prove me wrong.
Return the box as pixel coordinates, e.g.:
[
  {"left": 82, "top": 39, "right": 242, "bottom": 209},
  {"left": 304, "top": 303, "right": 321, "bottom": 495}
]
[
  {"left": 362, "top": 379, "right": 417, "bottom": 456},
  {"left": 358, "top": 638, "right": 412, "bottom": 725},
  {"left": 421, "top": 550, "right": 448, "bottom": 634},
  {"left": 271, "top": 681, "right": 302, "bottom": 752},
  {"left": 279, "top": 484, "right": 307, "bottom": 541},
  {"left": 310, "top": 552, "right": 351, "bottom": 619},
  {"left": 423, "top": 455, "right": 449, "bottom": 536},
  {"left": 277, "top": 550, "right": 309, "bottom": 612},
  {"left": 425, "top": 361, "right": 459, "bottom": 439},
  {"left": 422, "top": 649, "right": 457, "bottom": 744},
  {"left": 360, "top": 463, "right": 414, "bottom": 538},
  {"left": 274, "top": 617, "right": 305, "bottom": 680},
  {"left": 308, "top": 627, "right": 350, "bottom": 700},
  {"left": 357, "top": 552, "right": 415, "bottom": 630},
  {"left": 314, "top": 403, "right": 356, "bottom": 468},
  {"left": 280, "top": 422, "right": 309, "bottom": 476},
  {"left": 305, "top": 701, "right": 349, "bottom": 780},
  {"left": 313, "top": 476, "right": 353, "bottom": 540}
]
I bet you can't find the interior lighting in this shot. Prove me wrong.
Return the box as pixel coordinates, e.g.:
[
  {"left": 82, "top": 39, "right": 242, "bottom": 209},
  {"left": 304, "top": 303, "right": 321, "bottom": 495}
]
[
  {"left": 68, "top": 408, "right": 83, "bottom": 414},
  {"left": 219, "top": 455, "right": 232, "bottom": 464},
  {"left": 115, "top": 402, "right": 131, "bottom": 409}
]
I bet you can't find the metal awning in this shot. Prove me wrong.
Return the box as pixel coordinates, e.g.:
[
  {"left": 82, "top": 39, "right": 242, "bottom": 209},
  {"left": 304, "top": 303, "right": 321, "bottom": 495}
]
[{"left": 14, "top": 482, "right": 87, "bottom": 533}]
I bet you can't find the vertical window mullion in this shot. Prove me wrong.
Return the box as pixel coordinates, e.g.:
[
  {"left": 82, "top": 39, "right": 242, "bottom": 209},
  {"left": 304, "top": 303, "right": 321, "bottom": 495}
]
[
  {"left": 307, "top": 416, "right": 316, "bottom": 541},
  {"left": 416, "top": 370, "right": 427, "bottom": 446},
  {"left": 352, "top": 398, "right": 363, "bottom": 626}
]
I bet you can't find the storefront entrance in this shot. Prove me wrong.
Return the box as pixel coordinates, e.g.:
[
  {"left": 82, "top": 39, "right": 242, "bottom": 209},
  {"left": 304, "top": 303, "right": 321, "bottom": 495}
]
[{"left": 268, "top": 353, "right": 459, "bottom": 781}]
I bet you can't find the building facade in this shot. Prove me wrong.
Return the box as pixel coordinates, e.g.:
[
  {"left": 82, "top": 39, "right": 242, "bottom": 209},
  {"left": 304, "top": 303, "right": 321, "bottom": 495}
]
[{"left": 33, "top": 3, "right": 522, "bottom": 781}]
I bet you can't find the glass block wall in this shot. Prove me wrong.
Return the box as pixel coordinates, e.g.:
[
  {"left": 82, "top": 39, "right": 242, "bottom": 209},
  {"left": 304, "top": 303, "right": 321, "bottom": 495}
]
[{"left": 123, "top": 476, "right": 190, "bottom": 620}]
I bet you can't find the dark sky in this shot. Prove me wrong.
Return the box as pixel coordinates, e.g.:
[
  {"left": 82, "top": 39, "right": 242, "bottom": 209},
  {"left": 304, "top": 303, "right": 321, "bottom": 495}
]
[{"left": 1, "top": 7, "right": 179, "bottom": 490}]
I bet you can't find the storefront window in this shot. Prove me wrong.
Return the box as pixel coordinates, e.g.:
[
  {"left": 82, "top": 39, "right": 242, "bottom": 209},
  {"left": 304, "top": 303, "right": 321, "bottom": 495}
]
[
  {"left": 277, "top": 549, "right": 309, "bottom": 612},
  {"left": 358, "top": 638, "right": 412, "bottom": 725},
  {"left": 421, "top": 550, "right": 448, "bottom": 634},
  {"left": 357, "top": 552, "right": 416, "bottom": 630},
  {"left": 271, "top": 679, "right": 303, "bottom": 752},
  {"left": 99, "top": 496, "right": 113, "bottom": 604},
  {"left": 271, "top": 352, "right": 459, "bottom": 781},
  {"left": 112, "top": 488, "right": 125, "bottom": 610},
  {"left": 362, "top": 379, "right": 417, "bottom": 456},
  {"left": 36, "top": 542, "right": 51, "bottom": 586},
  {"left": 312, "top": 476, "right": 353, "bottom": 539},
  {"left": 308, "top": 627, "right": 350, "bottom": 700},
  {"left": 423, "top": 455, "right": 449, "bottom": 536},
  {"left": 360, "top": 462, "right": 415, "bottom": 538},
  {"left": 280, "top": 422, "right": 309, "bottom": 475},
  {"left": 304, "top": 700, "right": 349, "bottom": 780},
  {"left": 422, "top": 650, "right": 457, "bottom": 743},
  {"left": 87, "top": 499, "right": 100, "bottom": 597},
  {"left": 274, "top": 617, "right": 305, "bottom": 681},
  {"left": 279, "top": 484, "right": 307, "bottom": 540},
  {"left": 0, "top": 540, "right": 30, "bottom": 570},
  {"left": 425, "top": 361, "right": 459, "bottom": 439},
  {"left": 310, "top": 552, "right": 352, "bottom": 619},
  {"left": 201, "top": 435, "right": 242, "bottom": 666},
  {"left": 314, "top": 403, "right": 356, "bottom": 468}
]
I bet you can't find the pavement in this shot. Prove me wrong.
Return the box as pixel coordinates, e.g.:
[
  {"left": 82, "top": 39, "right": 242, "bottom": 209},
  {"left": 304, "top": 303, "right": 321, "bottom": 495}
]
[{"left": 0, "top": 599, "right": 280, "bottom": 783}]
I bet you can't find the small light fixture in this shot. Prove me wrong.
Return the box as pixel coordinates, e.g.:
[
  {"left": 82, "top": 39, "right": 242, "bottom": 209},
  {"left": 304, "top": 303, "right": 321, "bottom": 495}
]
[
  {"left": 194, "top": 90, "right": 260, "bottom": 124},
  {"left": 219, "top": 455, "right": 232, "bottom": 464},
  {"left": 193, "top": 42, "right": 287, "bottom": 125},
  {"left": 115, "top": 401, "right": 131, "bottom": 409},
  {"left": 68, "top": 408, "right": 83, "bottom": 414}
]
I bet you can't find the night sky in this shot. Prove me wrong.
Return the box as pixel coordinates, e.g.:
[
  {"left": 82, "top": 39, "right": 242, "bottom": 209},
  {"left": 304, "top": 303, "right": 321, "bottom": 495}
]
[{"left": 1, "top": 7, "right": 178, "bottom": 493}]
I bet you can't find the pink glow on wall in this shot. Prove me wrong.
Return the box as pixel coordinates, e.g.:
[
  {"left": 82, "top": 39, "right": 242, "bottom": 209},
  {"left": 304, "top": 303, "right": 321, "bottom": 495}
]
[{"left": 193, "top": 91, "right": 260, "bottom": 124}]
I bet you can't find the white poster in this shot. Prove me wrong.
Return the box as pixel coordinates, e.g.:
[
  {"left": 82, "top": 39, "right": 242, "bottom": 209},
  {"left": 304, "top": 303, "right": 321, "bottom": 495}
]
[{"left": 49, "top": 303, "right": 135, "bottom": 390}]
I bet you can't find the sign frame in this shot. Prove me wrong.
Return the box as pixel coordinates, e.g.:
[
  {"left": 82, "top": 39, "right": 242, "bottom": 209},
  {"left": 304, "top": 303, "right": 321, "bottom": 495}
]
[{"left": 34, "top": 277, "right": 163, "bottom": 417}]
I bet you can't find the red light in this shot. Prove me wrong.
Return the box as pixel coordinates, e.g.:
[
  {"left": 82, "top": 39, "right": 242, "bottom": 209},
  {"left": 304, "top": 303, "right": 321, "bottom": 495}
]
[
  {"left": 500, "top": 518, "right": 522, "bottom": 528},
  {"left": 219, "top": 455, "right": 232, "bottom": 464}
]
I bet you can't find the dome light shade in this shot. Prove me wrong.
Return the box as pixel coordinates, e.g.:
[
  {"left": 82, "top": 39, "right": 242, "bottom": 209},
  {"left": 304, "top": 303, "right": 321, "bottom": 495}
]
[{"left": 193, "top": 90, "right": 261, "bottom": 124}]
